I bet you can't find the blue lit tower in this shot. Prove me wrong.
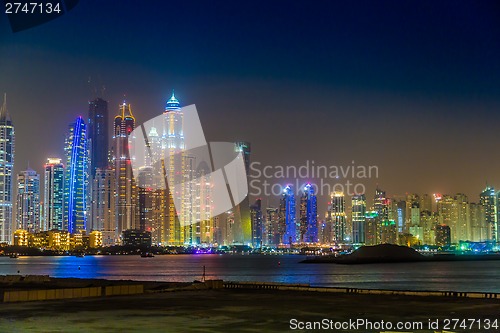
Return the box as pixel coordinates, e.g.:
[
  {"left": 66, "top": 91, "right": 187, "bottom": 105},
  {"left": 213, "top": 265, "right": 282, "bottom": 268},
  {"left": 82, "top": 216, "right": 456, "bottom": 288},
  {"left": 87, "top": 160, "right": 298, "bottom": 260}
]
[
  {"left": 16, "top": 167, "right": 41, "bottom": 233},
  {"left": 279, "top": 185, "right": 296, "bottom": 244},
  {"left": 299, "top": 184, "right": 317, "bottom": 243},
  {"left": 351, "top": 194, "right": 366, "bottom": 244},
  {"left": 88, "top": 98, "right": 109, "bottom": 177},
  {"left": 0, "top": 94, "right": 15, "bottom": 244},
  {"left": 44, "top": 158, "right": 64, "bottom": 231},
  {"left": 64, "top": 116, "right": 89, "bottom": 233}
]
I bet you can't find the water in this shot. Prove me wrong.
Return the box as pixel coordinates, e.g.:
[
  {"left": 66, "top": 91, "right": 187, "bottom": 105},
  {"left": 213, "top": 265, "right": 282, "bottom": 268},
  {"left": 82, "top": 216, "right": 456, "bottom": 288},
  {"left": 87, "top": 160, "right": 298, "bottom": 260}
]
[{"left": 1, "top": 254, "right": 498, "bottom": 293}]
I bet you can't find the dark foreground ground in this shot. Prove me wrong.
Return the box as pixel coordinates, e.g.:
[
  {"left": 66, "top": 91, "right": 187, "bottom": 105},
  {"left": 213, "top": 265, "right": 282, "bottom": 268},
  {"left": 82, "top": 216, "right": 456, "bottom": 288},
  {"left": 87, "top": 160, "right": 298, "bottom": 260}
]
[{"left": 0, "top": 289, "right": 499, "bottom": 332}]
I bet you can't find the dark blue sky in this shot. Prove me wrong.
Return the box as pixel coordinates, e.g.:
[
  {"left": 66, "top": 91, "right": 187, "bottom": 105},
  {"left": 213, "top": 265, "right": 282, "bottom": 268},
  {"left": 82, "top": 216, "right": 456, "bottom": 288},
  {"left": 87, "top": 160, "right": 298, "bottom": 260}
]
[{"left": 1, "top": 0, "right": 500, "bottom": 208}]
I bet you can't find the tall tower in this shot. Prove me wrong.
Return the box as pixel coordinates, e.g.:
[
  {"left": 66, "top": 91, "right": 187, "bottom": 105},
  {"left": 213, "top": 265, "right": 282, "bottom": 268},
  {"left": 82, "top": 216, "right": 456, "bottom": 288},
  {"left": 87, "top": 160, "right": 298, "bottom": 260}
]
[
  {"left": 250, "top": 198, "right": 263, "bottom": 247},
  {"left": 265, "top": 207, "right": 279, "bottom": 246},
  {"left": 162, "top": 92, "right": 184, "bottom": 245},
  {"left": 279, "top": 185, "right": 296, "bottom": 245},
  {"left": 351, "top": 194, "right": 366, "bottom": 244},
  {"left": 330, "top": 191, "right": 346, "bottom": 243},
  {"left": 88, "top": 98, "right": 109, "bottom": 177},
  {"left": 16, "top": 168, "right": 40, "bottom": 233},
  {"left": 43, "top": 158, "right": 65, "bottom": 231},
  {"left": 114, "top": 101, "right": 137, "bottom": 236},
  {"left": 64, "top": 116, "right": 88, "bottom": 234},
  {"left": 299, "top": 183, "right": 317, "bottom": 243},
  {"left": 91, "top": 167, "right": 116, "bottom": 245},
  {"left": 233, "top": 141, "right": 252, "bottom": 245},
  {"left": 0, "top": 94, "right": 15, "bottom": 244}
]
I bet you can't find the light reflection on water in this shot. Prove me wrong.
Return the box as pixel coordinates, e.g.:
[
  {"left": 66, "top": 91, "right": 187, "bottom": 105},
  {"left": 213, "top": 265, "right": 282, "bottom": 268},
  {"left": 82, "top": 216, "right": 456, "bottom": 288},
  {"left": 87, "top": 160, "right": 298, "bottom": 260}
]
[{"left": 0, "top": 254, "right": 498, "bottom": 293}]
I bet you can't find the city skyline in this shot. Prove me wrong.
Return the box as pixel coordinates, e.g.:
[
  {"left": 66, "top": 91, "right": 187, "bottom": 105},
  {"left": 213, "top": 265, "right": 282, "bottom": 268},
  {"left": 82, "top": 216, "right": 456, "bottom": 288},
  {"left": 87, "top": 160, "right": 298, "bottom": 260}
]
[{"left": 1, "top": 1, "right": 500, "bottom": 206}]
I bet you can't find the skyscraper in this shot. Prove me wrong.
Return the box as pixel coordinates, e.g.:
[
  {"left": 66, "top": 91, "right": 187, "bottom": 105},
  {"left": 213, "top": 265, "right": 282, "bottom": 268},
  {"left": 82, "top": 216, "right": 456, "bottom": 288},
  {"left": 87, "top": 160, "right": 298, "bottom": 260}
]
[
  {"left": 114, "top": 101, "right": 137, "bottom": 236},
  {"left": 0, "top": 94, "right": 15, "bottom": 244},
  {"left": 279, "top": 185, "right": 296, "bottom": 245},
  {"left": 330, "top": 191, "right": 346, "bottom": 243},
  {"left": 16, "top": 168, "right": 40, "bottom": 233},
  {"left": 351, "top": 194, "right": 366, "bottom": 244},
  {"left": 43, "top": 158, "right": 64, "bottom": 231},
  {"left": 250, "top": 198, "right": 263, "bottom": 247},
  {"left": 88, "top": 98, "right": 109, "bottom": 177},
  {"left": 91, "top": 167, "right": 116, "bottom": 245},
  {"left": 265, "top": 207, "right": 279, "bottom": 246},
  {"left": 299, "top": 183, "right": 317, "bottom": 243},
  {"left": 64, "top": 116, "right": 89, "bottom": 234},
  {"left": 233, "top": 141, "right": 252, "bottom": 245},
  {"left": 162, "top": 92, "right": 184, "bottom": 245},
  {"left": 480, "top": 186, "right": 497, "bottom": 242}
]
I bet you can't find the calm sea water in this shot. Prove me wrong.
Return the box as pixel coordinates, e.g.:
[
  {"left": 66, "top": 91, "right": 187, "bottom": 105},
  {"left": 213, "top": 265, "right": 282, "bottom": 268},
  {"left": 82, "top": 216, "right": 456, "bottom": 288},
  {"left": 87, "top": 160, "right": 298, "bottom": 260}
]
[{"left": 1, "top": 254, "right": 498, "bottom": 293}]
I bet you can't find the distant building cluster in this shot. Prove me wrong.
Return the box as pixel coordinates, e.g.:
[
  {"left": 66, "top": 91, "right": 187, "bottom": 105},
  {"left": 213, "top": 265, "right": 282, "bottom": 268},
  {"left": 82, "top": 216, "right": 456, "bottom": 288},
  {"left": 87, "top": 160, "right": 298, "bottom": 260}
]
[{"left": 255, "top": 187, "right": 496, "bottom": 248}]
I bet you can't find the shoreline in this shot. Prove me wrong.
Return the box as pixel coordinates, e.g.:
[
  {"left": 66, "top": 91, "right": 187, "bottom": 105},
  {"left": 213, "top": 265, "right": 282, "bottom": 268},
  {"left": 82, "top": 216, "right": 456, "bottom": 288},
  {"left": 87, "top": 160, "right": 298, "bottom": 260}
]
[{"left": 1, "top": 279, "right": 500, "bottom": 332}]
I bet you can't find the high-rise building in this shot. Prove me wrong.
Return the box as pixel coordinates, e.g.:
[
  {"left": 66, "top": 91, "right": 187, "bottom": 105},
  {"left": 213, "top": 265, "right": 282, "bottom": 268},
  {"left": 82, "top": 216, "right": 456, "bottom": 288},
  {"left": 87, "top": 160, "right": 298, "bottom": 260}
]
[
  {"left": 233, "top": 141, "right": 252, "bottom": 245},
  {"left": 365, "top": 211, "right": 380, "bottom": 245},
  {"left": 16, "top": 168, "right": 40, "bottom": 233},
  {"left": 162, "top": 92, "right": 184, "bottom": 245},
  {"left": 265, "top": 207, "right": 279, "bottom": 246},
  {"left": 298, "top": 183, "right": 318, "bottom": 243},
  {"left": 250, "top": 198, "right": 263, "bottom": 247},
  {"left": 420, "top": 194, "right": 433, "bottom": 213},
  {"left": 435, "top": 224, "right": 451, "bottom": 247},
  {"left": 88, "top": 98, "right": 109, "bottom": 178},
  {"left": 279, "top": 185, "right": 296, "bottom": 245},
  {"left": 374, "top": 187, "right": 389, "bottom": 224},
  {"left": 351, "top": 194, "right": 366, "bottom": 244},
  {"left": 330, "top": 191, "right": 346, "bottom": 243},
  {"left": 0, "top": 94, "right": 14, "bottom": 244},
  {"left": 64, "top": 116, "right": 89, "bottom": 234},
  {"left": 91, "top": 167, "right": 116, "bottom": 245},
  {"left": 452, "top": 193, "right": 470, "bottom": 242},
  {"left": 479, "top": 186, "right": 496, "bottom": 242},
  {"left": 114, "top": 101, "right": 137, "bottom": 236},
  {"left": 43, "top": 158, "right": 65, "bottom": 231},
  {"left": 469, "top": 203, "right": 487, "bottom": 242}
]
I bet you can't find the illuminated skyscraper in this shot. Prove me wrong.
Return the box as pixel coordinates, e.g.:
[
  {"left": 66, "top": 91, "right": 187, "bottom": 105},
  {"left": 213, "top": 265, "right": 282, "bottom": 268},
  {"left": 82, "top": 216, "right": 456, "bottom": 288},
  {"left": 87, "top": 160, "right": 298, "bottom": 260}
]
[
  {"left": 265, "top": 207, "right": 279, "bottom": 246},
  {"left": 16, "top": 168, "right": 40, "bottom": 233},
  {"left": 299, "top": 184, "right": 317, "bottom": 243},
  {"left": 43, "top": 158, "right": 64, "bottom": 231},
  {"left": 250, "top": 198, "right": 263, "bottom": 247},
  {"left": 114, "top": 101, "right": 137, "bottom": 236},
  {"left": 91, "top": 167, "right": 116, "bottom": 245},
  {"left": 279, "top": 185, "right": 296, "bottom": 244},
  {"left": 374, "top": 187, "right": 389, "bottom": 223},
  {"left": 452, "top": 193, "right": 470, "bottom": 243},
  {"left": 351, "top": 194, "right": 366, "bottom": 244},
  {"left": 0, "top": 94, "right": 14, "bottom": 244},
  {"left": 64, "top": 117, "right": 89, "bottom": 234},
  {"left": 88, "top": 98, "right": 109, "bottom": 177},
  {"left": 162, "top": 92, "right": 184, "bottom": 245},
  {"left": 364, "top": 211, "right": 380, "bottom": 245},
  {"left": 479, "top": 186, "right": 497, "bottom": 242},
  {"left": 233, "top": 141, "right": 252, "bottom": 245},
  {"left": 330, "top": 191, "right": 346, "bottom": 243}
]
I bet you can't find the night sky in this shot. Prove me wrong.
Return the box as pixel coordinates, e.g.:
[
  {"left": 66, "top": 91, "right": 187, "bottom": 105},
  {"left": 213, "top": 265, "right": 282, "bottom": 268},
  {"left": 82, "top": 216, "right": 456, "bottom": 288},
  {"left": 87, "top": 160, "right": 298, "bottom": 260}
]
[{"left": 1, "top": 0, "right": 500, "bottom": 211}]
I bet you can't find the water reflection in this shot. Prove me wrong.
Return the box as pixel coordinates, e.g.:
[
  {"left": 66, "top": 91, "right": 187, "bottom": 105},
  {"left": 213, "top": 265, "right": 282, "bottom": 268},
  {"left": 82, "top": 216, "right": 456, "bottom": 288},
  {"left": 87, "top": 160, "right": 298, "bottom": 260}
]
[{"left": 1, "top": 255, "right": 499, "bottom": 293}]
